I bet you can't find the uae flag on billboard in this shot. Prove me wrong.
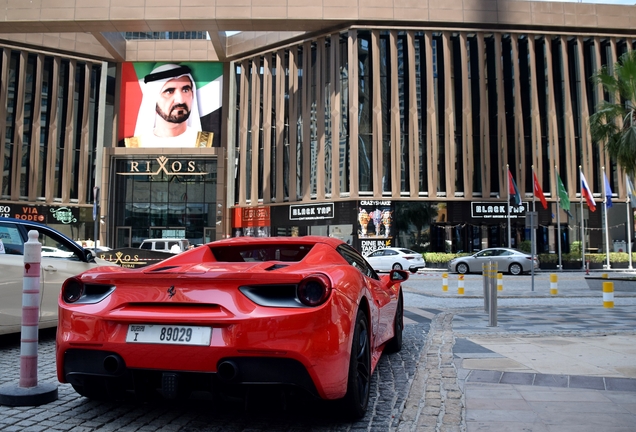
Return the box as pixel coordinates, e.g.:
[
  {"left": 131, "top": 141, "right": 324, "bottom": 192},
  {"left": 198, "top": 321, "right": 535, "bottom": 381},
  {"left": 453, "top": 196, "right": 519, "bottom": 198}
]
[{"left": 118, "top": 62, "right": 223, "bottom": 143}]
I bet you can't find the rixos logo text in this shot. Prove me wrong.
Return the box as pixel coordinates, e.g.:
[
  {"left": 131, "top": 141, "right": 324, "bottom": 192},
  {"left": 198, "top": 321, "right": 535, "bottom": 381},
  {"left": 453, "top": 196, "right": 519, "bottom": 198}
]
[{"left": 118, "top": 156, "right": 207, "bottom": 176}]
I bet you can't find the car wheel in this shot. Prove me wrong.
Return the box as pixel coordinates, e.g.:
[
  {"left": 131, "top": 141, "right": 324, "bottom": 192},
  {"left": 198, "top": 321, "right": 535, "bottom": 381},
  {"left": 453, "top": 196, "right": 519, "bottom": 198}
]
[
  {"left": 385, "top": 294, "right": 403, "bottom": 354},
  {"left": 456, "top": 262, "right": 469, "bottom": 274},
  {"left": 392, "top": 263, "right": 403, "bottom": 270},
  {"left": 340, "top": 309, "right": 371, "bottom": 419},
  {"left": 509, "top": 263, "right": 523, "bottom": 276}
]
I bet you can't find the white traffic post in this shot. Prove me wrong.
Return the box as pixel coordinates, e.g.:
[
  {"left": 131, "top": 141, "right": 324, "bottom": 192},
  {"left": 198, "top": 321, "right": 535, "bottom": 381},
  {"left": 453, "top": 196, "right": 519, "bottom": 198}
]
[
  {"left": 442, "top": 273, "right": 448, "bottom": 292},
  {"left": 21, "top": 230, "right": 42, "bottom": 387},
  {"left": 0, "top": 230, "right": 58, "bottom": 406}
]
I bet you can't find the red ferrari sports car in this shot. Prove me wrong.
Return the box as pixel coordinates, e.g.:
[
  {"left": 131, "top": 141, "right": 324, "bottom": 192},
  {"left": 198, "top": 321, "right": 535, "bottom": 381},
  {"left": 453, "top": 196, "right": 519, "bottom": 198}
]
[{"left": 56, "top": 236, "right": 408, "bottom": 418}]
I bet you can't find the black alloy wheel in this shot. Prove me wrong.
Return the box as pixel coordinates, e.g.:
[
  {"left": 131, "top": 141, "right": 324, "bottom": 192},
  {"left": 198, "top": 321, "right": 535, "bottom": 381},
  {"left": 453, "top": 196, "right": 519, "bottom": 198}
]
[
  {"left": 340, "top": 309, "right": 371, "bottom": 419},
  {"left": 385, "top": 294, "right": 403, "bottom": 353}
]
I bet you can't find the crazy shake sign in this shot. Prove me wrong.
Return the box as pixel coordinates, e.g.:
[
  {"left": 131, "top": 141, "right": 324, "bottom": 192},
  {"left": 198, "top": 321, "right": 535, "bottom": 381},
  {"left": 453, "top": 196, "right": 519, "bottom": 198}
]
[{"left": 357, "top": 200, "right": 394, "bottom": 255}]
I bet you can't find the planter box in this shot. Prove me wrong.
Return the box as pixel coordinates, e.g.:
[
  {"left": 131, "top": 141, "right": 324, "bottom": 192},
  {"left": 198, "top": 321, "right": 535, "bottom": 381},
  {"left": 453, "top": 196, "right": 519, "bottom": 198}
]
[
  {"left": 585, "top": 277, "right": 636, "bottom": 292},
  {"left": 540, "top": 263, "right": 558, "bottom": 270},
  {"left": 563, "top": 261, "right": 584, "bottom": 270}
]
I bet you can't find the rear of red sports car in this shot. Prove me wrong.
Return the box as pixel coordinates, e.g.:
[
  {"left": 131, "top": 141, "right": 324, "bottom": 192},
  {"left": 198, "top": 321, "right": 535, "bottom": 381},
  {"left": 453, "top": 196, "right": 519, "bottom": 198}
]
[{"left": 56, "top": 236, "right": 406, "bottom": 417}]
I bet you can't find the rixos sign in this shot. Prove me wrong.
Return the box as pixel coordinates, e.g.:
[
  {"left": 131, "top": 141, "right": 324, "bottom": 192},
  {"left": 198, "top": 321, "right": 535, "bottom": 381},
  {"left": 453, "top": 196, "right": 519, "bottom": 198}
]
[{"left": 117, "top": 156, "right": 207, "bottom": 176}]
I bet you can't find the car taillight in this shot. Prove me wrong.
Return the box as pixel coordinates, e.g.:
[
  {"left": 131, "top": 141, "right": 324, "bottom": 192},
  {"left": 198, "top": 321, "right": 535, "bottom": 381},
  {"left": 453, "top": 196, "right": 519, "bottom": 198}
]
[
  {"left": 297, "top": 274, "right": 332, "bottom": 307},
  {"left": 405, "top": 256, "right": 415, "bottom": 260},
  {"left": 62, "top": 278, "right": 84, "bottom": 303}
]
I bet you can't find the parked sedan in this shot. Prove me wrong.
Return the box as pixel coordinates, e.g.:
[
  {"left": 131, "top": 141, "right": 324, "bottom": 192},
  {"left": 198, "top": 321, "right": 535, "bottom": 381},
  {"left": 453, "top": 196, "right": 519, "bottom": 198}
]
[
  {"left": 0, "top": 217, "right": 117, "bottom": 335},
  {"left": 56, "top": 236, "right": 409, "bottom": 419},
  {"left": 365, "top": 247, "right": 426, "bottom": 273},
  {"left": 448, "top": 247, "right": 539, "bottom": 276}
]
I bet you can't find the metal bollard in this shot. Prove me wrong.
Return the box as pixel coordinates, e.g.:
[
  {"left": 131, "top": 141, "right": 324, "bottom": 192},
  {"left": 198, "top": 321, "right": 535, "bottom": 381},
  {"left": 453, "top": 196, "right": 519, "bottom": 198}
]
[
  {"left": 603, "top": 281, "right": 614, "bottom": 308},
  {"left": 483, "top": 262, "right": 490, "bottom": 312},
  {"left": 457, "top": 274, "right": 465, "bottom": 295},
  {"left": 442, "top": 273, "right": 448, "bottom": 292},
  {"left": 550, "top": 273, "right": 558, "bottom": 295},
  {"left": 488, "top": 267, "right": 497, "bottom": 327}
]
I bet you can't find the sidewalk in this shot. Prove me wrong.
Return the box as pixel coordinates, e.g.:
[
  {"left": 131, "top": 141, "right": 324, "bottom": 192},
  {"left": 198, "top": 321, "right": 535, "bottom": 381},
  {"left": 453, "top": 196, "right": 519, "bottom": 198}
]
[{"left": 400, "top": 270, "right": 636, "bottom": 432}]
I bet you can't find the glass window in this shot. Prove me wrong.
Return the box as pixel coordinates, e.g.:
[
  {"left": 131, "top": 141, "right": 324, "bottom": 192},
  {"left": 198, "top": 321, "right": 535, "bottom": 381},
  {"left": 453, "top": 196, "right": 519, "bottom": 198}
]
[{"left": 337, "top": 244, "right": 379, "bottom": 280}]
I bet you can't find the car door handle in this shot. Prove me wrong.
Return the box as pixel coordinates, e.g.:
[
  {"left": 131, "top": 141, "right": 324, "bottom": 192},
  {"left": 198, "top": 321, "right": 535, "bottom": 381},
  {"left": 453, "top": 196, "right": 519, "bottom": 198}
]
[{"left": 43, "top": 265, "right": 57, "bottom": 272}]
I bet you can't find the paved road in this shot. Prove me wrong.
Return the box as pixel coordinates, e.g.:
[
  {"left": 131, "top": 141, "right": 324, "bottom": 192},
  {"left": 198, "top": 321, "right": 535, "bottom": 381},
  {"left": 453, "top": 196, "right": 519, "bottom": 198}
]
[{"left": 1, "top": 270, "right": 635, "bottom": 431}]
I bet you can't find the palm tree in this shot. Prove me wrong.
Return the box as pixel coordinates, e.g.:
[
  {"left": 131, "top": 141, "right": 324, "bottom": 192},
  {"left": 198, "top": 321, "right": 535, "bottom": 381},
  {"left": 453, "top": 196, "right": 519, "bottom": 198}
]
[{"left": 589, "top": 50, "right": 636, "bottom": 178}]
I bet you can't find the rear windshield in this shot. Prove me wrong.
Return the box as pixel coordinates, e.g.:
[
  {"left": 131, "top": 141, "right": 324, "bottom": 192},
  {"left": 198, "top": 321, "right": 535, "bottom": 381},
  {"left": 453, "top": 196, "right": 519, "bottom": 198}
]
[{"left": 211, "top": 244, "right": 314, "bottom": 262}]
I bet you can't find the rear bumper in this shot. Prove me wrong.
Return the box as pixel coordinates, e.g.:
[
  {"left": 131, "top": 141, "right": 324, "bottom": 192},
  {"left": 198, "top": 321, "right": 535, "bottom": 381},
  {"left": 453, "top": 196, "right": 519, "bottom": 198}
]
[
  {"left": 62, "top": 348, "right": 319, "bottom": 398},
  {"left": 56, "top": 294, "right": 355, "bottom": 400}
]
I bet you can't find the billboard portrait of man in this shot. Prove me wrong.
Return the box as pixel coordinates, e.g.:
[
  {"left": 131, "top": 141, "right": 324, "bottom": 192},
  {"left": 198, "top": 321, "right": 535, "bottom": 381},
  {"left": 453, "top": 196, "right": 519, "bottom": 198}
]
[{"left": 118, "top": 62, "right": 223, "bottom": 148}]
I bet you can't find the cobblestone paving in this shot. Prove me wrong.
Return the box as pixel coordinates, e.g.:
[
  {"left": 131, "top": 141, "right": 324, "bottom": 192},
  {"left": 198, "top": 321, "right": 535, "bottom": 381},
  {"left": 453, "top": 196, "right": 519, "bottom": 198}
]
[{"left": 0, "top": 320, "right": 431, "bottom": 432}]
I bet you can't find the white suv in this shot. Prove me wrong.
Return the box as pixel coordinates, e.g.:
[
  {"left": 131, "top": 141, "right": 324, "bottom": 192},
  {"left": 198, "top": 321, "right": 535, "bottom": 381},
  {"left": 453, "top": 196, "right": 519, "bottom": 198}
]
[{"left": 139, "top": 238, "right": 190, "bottom": 254}]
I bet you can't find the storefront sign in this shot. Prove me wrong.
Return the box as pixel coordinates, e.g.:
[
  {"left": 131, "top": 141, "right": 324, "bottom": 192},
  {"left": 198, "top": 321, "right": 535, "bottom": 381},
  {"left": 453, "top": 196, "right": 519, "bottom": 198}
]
[
  {"left": 117, "top": 156, "right": 208, "bottom": 176},
  {"left": 360, "top": 239, "right": 392, "bottom": 256},
  {"left": 289, "top": 203, "right": 334, "bottom": 221},
  {"left": 471, "top": 202, "right": 527, "bottom": 219},
  {"left": 0, "top": 204, "right": 79, "bottom": 224},
  {"left": 357, "top": 201, "right": 393, "bottom": 238}
]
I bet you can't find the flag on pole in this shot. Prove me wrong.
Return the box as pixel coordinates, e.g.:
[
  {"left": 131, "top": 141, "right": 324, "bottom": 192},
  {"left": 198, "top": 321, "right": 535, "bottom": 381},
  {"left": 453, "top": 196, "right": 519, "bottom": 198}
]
[
  {"left": 556, "top": 172, "right": 573, "bottom": 218},
  {"left": 532, "top": 171, "right": 548, "bottom": 210},
  {"left": 627, "top": 175, "right": 636, "bottom": 207},
  {"left": 508, "top": 169, "right": 522, "bottom": 206},
  {"left": 603, "top": 172, "right": 613, "bottom": 208},
  {"left": 580, "top": 171, "right": 596, "bottom": 212}
]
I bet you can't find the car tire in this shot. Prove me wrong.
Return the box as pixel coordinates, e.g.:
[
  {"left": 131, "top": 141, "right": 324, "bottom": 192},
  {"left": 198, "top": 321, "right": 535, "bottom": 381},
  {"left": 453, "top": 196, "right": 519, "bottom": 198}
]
[
  {"left": 392, "top": 263, "right": 403, "bottom": 270},
  {"left": 509, "top": 263, "right": 523, "bottom": 276},
  {"left": 385, "top": 294, "right": 403, "bottom": 354},
  {"left": 340, "top": 309, "right": 371, "bottom": 419},
  {"left": 456, "top": 262, "right": 469, "bottom": 274}
]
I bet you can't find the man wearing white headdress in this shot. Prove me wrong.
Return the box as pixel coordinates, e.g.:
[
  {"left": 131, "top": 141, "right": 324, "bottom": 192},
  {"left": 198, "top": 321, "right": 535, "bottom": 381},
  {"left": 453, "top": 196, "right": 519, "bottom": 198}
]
[{"left": 124, "top": 64, "right": 213, "bottom": 148}]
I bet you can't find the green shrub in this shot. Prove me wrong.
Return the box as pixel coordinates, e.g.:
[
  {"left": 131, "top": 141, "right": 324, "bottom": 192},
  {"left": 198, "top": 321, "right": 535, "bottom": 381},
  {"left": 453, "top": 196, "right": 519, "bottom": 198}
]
[
  {"left": 422, "top": 252, "right": 468, "bottom": 264},
  {"left": 570, "top": 241, "right": 582, "bottom": 254},
  {"left": 538, "top": 253, "right": 558, "bottom": 263},
  {"left": 518, "top": 240, "right": 532, "bottom": 253}
]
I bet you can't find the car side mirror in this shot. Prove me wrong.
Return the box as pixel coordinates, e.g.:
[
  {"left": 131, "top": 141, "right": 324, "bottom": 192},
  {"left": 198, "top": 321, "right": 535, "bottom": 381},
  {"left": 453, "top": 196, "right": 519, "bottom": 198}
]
[{"left": 389, "top": 269, "right": 409, "bottom": 282}]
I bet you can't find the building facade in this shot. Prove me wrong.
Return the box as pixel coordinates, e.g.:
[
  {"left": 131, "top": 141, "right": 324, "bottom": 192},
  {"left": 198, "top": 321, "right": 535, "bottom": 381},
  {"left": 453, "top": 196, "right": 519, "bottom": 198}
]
[{"left": 0, "top": 1, "right": 634, "bottom": 254}]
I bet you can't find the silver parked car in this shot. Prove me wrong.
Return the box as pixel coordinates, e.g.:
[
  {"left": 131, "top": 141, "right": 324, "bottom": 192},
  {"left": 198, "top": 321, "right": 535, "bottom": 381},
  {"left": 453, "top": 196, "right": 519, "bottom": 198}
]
[
  {"left": 448, "top": 247, "right": 539, "bottom": 276},
  {"left": 0, "top": 217, "right": 118, "bottom": 335},
  {"left": 365, "top": 247, "right": 426, "bottom": 273}
]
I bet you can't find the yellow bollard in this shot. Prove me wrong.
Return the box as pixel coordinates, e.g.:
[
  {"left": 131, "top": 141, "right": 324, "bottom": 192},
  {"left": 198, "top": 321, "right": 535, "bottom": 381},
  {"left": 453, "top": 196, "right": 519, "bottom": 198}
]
[
  {"left": 603, "top": 281, "right": 614, "bottom": 308},
  {"left": 442, "top": 273, "right": 448, "bottom": 292},
  {"left": 550, "top": 273, "right": 558, "bottom": 295},
  {"left": 602, "top": 273, "right": 609, "bottom": 279},
  {"left": 458, "top": 274, "right": 465, "bottom": 295},
  {"left": 497, "top": 272, "right": 503, "bottom": 291}
]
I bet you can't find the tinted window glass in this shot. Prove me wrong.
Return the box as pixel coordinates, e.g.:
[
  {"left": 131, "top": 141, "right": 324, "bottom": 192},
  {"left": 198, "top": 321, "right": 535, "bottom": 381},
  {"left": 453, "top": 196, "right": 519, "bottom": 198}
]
[
  {"left": 0, "top": 223, "right": 24, "bottom": 255},
  {"left": 337, "top": 244, "right": 379, "bottom": 280}
]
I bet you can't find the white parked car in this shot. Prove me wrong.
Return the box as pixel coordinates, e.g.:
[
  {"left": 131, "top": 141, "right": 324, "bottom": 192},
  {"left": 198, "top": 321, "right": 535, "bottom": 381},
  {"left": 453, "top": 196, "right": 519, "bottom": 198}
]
[
  {"left": 41, "top": 245, "right": 74, "bottom": 258},
  {"left": 364, "top": 247, "right": 426, "bottom": 273},
  {"left": 0, "top": 217, "right": 118, "bottom": 335}
]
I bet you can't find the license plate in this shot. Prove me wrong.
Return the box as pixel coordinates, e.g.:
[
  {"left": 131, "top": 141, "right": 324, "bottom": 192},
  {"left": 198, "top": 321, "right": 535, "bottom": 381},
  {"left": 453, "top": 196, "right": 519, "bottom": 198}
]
[{"left": 126, "top": 324, "right": 212, "bottom": 346}]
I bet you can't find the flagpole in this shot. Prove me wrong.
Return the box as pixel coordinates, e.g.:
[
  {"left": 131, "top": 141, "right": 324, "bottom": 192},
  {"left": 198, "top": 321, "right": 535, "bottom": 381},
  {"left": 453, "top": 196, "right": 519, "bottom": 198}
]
[
  {"left": 627, "top": 174, "right": 633, "bottom": 270},
  {"left": 555, "top": 165, "right": 562, "bottom": 271},
  {"left": 579, "top": 166, "right": 586, "bottom": 271},
  {"left": 507, "top": 164, "right": 511, "bottom": 248},
  {"left": 531, "top": 166, "right": 537, "bottom": 288},
  {"left": 602, "top": 166, "right": 611, "bottom": 269}
]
